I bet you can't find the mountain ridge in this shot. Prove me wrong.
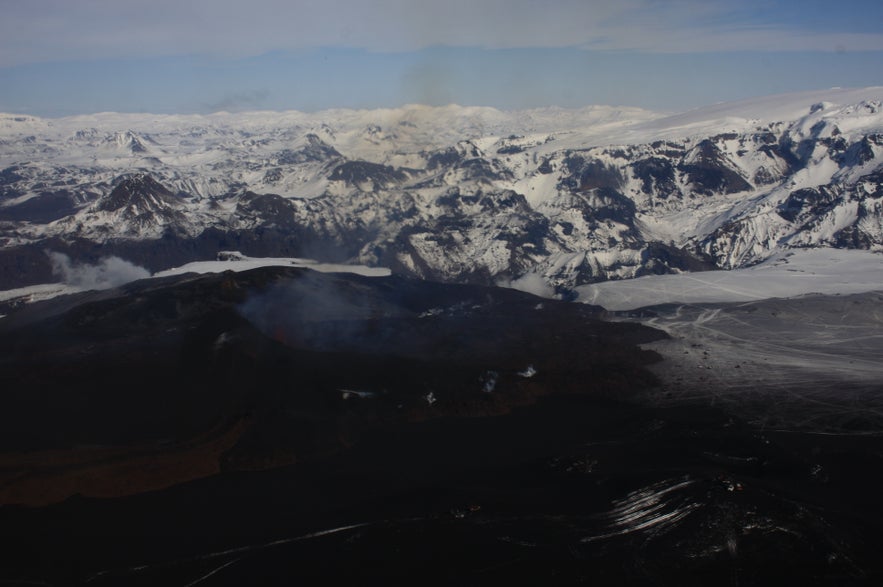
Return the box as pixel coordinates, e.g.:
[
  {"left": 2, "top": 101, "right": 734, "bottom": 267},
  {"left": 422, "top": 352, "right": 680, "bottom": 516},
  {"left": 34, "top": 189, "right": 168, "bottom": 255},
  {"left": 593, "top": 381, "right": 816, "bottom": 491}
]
[{"left": 1, "top": 87, "right": 881, "bottom": 291}]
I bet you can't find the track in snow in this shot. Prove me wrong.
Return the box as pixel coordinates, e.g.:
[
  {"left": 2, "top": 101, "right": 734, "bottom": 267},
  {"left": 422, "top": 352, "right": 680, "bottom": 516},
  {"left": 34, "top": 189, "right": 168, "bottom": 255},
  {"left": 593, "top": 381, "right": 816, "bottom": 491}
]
[{"left": 623, "top": 291, "right": 883, "bottom": 433}]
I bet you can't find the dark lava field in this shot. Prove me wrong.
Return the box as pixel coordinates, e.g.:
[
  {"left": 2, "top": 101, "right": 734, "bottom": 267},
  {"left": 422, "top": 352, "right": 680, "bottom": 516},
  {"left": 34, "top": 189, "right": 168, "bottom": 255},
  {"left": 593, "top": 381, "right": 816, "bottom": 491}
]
[{"left": 1, "top": 267, "right": 882, "bottom": 585}]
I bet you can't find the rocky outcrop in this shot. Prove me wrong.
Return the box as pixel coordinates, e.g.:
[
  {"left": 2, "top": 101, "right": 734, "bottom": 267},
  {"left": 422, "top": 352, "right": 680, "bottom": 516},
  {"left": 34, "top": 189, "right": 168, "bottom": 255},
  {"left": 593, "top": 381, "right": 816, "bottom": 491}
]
[{"left": 1, "top": 97, "right": 881, "bottom": 290}]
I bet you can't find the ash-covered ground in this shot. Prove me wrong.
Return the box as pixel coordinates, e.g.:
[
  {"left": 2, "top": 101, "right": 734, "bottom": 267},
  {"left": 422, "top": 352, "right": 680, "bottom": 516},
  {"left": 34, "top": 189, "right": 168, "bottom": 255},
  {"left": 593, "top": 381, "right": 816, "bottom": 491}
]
[
  {"left": 1, "top": 268, "right": 882, "bottom": 585},
  {"left": 626, "top": 292, "right": 883, "bottom": 433}
]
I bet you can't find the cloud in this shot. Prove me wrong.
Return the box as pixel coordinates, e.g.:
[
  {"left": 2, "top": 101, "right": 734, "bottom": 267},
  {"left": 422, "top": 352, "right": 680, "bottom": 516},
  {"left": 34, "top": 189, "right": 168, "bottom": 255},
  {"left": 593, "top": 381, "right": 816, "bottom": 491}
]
[
  {"left": 49, "top": 252, "right": 151, "bottom": 290},
  {"left": 3, "top": 0, "right": 882, "bottom": 67}
]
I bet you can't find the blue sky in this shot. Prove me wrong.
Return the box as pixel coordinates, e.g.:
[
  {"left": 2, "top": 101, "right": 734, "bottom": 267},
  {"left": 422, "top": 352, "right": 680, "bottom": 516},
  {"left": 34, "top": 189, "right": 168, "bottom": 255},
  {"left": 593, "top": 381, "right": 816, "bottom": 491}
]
[{"left": 1, "top": 0, "right": 882, "bottom": 116}]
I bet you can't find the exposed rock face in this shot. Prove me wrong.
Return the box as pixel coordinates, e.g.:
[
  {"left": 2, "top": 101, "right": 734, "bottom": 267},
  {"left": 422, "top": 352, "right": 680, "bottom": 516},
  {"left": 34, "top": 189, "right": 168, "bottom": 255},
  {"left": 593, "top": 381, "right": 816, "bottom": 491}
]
[{"left": 1, "top": 94, "right": 881, "bottom": 290}]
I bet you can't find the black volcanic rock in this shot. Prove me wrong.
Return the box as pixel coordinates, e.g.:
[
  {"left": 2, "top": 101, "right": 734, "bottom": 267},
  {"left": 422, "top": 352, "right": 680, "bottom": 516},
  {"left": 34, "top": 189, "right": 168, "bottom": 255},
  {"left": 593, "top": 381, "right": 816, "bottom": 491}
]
[
  {"left": 273, "top": 134, "right": 341, "bottom": 165},
  {"left": 329, "top": 160, "right": 409, "bottom": 187},
  {"left": 631, "top": 156, "right": 681, "bottom": 198},
  {"left": 0, "top": 266, "right": 664, "bottom": 463},
  {"left": 0, "top": 165, "right": 26, "bottom": 199},
  {"left": 425, "top": 146, "right": 464, "bottom": 170},
  {"left": 0, "top": 190, "right": 90, "bottom": 223},
  {"left": 4, "top": 270, "right": 883, "bottom": 587},
  {"left": 97, "top": 174, "right": 179, "bottom": 212},
  {"left": 454, "top": 157, "right": 513, "bottom": 182},
  {"left": 678, "top": 139, "right": 753, "bottom": 196},
  {"left": 637, "top": 241, "right": 717, "bottom": 275},
  {"left": 777, "top": 186, "right": 842, "bottom": 223},
  {"left": 561, "top": 154, "right": 624, "bottom": 192},
  {"left": 581, "top": 186, "right": 638, "bottom": 225},
  {"left": 235, "top": 191, "right": 298, "bottom": 226}
]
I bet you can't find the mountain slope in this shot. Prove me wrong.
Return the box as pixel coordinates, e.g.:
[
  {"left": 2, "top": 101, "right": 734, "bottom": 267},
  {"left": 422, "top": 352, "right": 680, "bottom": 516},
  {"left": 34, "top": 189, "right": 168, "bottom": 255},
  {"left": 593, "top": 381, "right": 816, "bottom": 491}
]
[{"left": 1, "top": 88, "right": 881, "bottom": 291}]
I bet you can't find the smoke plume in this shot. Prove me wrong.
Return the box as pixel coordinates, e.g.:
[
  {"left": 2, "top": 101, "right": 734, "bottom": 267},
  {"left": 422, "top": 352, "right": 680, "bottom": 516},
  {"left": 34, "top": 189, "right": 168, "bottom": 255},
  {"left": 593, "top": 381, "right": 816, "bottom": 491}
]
[
  {"left": 48, "top": 252, "right": 151, "bottom": 290},
  {"left": 237, "top": 270, "right": 406, "bottom": 351}
]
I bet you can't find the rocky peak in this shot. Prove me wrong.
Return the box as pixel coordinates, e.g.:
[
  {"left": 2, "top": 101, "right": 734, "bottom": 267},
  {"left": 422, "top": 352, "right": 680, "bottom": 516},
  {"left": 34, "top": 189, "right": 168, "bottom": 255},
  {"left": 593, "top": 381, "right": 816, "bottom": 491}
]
[{"left": 97, "top": 174, "right": 180, "bottom": 213}]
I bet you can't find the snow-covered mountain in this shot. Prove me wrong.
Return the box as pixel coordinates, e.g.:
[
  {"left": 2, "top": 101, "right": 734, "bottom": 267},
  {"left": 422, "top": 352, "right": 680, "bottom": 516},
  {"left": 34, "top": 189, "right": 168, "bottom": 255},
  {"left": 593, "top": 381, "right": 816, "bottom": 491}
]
[{"left": 1, "top": 87, "right": 881, "bottom": 290}]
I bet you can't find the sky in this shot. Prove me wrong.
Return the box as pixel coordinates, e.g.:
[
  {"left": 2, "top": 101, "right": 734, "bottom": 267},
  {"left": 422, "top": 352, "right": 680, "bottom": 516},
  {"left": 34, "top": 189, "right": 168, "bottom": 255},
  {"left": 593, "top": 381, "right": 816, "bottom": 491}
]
[{"left": 1, "top": 0, "right": 882, "bottom": 117}]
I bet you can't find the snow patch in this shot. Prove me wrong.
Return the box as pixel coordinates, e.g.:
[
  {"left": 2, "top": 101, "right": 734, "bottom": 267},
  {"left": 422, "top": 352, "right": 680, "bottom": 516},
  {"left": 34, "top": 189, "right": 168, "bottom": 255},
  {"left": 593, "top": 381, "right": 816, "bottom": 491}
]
[
  {"left": 518, "top": 365, "right": 538, "bottom": 378},
  {"left": 154, "top": 254, "right": 391, "bottom": 278},
  {"left": 500, "top": 272, "right": 555, "bottom": 298}
]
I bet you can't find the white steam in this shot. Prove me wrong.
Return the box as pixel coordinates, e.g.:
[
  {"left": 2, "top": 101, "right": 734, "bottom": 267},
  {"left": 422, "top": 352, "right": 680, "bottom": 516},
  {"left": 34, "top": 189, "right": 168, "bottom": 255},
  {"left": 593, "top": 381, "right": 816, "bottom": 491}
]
[{"left": 48, "top": 252, "right": 151, "bottom": 290}]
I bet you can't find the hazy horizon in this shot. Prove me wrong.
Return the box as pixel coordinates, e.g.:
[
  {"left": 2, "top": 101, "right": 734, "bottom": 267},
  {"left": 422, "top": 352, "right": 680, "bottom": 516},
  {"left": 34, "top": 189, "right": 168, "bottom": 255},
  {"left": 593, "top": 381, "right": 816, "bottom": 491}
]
[{"left": 1, "top": 1, "right": 882, "bottom": 117}]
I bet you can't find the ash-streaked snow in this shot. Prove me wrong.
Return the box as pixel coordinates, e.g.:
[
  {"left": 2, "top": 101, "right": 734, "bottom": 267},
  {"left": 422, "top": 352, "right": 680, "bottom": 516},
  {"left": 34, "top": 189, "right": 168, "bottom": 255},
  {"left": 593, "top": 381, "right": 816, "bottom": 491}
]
[
  {"left": 578, "top": 248, "right": 883, "bottom": 311},
  {"left": 633, "top": 290, "right": 883, "bottom": 433},
  {"left": 583, "top": 246, "right": 883, "bottom": 433}
]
